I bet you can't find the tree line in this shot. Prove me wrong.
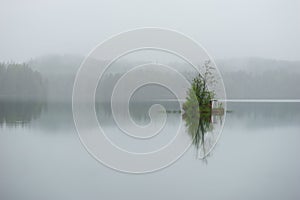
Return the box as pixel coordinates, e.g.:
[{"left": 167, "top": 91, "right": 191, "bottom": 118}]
[
  {"left": 0, "top": 62, "right": 47, "bottom": 101},
  {"left": 1, "top": 56, "right": 300, "bottom": 102}
]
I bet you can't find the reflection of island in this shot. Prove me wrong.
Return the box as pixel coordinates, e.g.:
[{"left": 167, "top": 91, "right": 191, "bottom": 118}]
[
  {"left": 0, "top": 101, "right": 45, "bottom": 127},
  {"left": 183, "top": 106, "right": 224, "bottom": 159}
]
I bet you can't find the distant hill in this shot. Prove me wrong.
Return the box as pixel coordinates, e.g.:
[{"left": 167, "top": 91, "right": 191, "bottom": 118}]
[{"left": 20, "top": 55, "right": 300, "bottom": 101}]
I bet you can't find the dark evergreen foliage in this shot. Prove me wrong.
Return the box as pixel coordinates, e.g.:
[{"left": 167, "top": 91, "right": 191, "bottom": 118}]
[{"left": 0, "top": 62, "right": 47, "bottom": 101}]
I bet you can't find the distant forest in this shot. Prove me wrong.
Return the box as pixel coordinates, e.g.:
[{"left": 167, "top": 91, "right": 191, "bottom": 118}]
[
  {"left": 0, "top": 56, "right": 299, "bottom": 102},
  {"left": 0, "top": 63, "right": 47, "bottom": 101}
]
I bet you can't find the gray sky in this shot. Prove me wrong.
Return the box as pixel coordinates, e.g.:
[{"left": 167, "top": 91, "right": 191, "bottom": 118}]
[{"left": 1, "top": 0, "right": 299, "bottom": 62}]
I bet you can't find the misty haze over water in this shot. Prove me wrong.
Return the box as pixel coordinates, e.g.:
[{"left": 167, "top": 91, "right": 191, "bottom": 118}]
[
  {"left": 4, "top": 55, "right": 297, "bottom": 102},
  {"left": 1, "top": 0, "right": 300, "bottom": 199}
]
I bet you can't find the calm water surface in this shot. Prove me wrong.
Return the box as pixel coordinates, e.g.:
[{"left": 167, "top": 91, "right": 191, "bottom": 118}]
[{"left": 0, "top": 102, "right": 299, "bottom": 200}]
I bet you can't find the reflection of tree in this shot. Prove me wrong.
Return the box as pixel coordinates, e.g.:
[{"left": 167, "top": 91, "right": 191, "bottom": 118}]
[
  {"left": 184, "top": 112, "right": 213, "bottom": 156},
  {"left": 0, "top": 101, "right": 45, "bottom": 127},
  {"left": 183, "top": 99, "right": 225, "bottom": 159}
]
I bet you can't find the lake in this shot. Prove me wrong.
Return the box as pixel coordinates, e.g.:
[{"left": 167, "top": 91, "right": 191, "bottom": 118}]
[{"left": 0, "top": 101, "right": 300, "bottom": 200}]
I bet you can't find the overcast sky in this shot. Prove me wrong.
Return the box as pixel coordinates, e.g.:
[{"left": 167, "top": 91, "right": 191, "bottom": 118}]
[{"left": 0, "top": 0, "right": 299, "bottom": 62}]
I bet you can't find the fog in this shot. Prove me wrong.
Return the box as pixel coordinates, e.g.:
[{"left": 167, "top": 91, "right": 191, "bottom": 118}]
[
  {"left": 1, "top": 0, "right": 300, "bottom": 61},
  {"left": 1, "top": 1, "right": 300, "bottom": 199},
  {"left": 1, "top": 55, "right": 297, "bottom": 102}
]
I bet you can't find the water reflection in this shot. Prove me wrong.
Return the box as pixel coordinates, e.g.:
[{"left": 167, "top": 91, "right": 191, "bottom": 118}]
[
  {"left": 183, "top": 106, "right": 224, "bottom": 159},
  {"left": 0, "top": 101, "right": 45, "bottom": 127},
  {"left": 0, "top": 100, "right": 298, "bottom": 155},
  {"left": 1, "top": 101, "right": 299, "bottom": 200}
]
